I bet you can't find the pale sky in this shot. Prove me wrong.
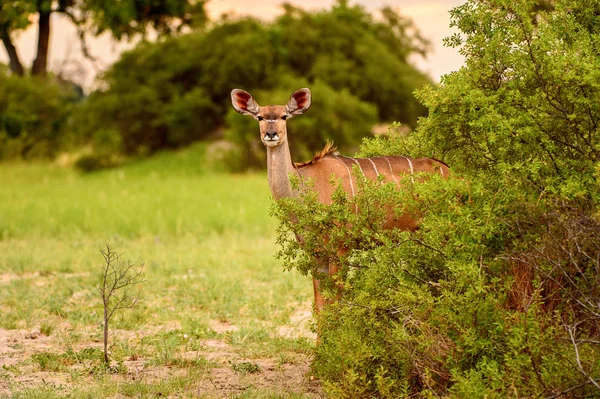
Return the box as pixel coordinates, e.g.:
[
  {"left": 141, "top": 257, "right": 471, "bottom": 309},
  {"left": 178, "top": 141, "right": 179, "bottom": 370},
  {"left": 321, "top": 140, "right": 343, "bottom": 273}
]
[{"left": 0, "top": 0, "right": 465, "bottom": 88}]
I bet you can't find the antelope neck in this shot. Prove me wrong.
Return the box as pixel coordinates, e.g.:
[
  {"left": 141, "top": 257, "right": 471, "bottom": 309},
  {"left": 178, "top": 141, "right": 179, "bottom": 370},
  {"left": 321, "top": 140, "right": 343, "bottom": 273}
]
[{"left": 266, "top": 141, "right": 297, "bottom": 200}]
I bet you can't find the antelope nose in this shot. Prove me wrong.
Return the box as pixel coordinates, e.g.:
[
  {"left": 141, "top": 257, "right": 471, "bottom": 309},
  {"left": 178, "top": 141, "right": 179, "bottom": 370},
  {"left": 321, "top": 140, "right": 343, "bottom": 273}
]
[{"left": 265, "top": 131, "right": 278, "bottom": 140}]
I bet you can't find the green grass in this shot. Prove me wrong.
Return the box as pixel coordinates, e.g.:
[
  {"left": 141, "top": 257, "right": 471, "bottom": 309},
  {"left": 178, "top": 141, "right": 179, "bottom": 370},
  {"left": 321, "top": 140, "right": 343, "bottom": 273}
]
[
  {"left": 0, "top": 144, "right": 273, "bottom": 240},
  {"left": 0, "top": 144, "right": 318, "bottom": 398}
]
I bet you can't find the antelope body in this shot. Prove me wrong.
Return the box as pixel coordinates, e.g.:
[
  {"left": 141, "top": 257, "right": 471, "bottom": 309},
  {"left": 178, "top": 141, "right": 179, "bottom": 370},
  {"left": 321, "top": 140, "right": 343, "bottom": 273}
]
[{"left": 231, "top": 88, "right": 448, "bottom": 313}]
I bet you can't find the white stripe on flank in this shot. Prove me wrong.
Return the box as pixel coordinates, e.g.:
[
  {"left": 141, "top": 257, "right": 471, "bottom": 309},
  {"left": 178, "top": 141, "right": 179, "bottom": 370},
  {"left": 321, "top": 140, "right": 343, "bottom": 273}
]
[
  {"left": 402, "top": 156, "right": 415, "bottom": 183},
  {"left": 367, "top": 158, "right": 379, "bottom": 176},
  {"left": 402, "top": 156, "right": 414, "bottom": 174},
  {"left": 341, "top": 156, "right": 365, "bottom": 178},
  {"left": 439, "top": 164, "right": 445, "bottom": 178},
  {"left": 334, "top": 156, "right": 355, "bottom": 197},
  {"left": 383, "top": 157, "right": 400, "bottom": 188}
]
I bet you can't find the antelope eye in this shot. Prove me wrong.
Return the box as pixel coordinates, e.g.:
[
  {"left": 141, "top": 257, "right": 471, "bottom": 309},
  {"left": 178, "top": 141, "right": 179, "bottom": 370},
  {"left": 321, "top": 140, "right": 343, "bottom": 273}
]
[
  {"left": 257, "top": 116, "right": 264, "bottom": 121},
  {"left": 281, "top": 115, "right": 288, "bottom": 120}
]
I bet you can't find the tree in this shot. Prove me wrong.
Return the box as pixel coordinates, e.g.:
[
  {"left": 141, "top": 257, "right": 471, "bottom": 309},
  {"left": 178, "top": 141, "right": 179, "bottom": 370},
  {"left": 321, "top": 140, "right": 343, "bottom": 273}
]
[
  {"left": 0, "top": 1, "right": 32, "bottom": 76},
  {"left": 99, "top": 244, "right": 144, "bottom": 365},
  {"left": 273, "top": 1, "right": 431, "bottom": 124},
  {"left": 0, "top": 0, "right": 206, "bottom": 77},
  {"left": 0, "top": 64, "right": 80, "bottom": 158}
]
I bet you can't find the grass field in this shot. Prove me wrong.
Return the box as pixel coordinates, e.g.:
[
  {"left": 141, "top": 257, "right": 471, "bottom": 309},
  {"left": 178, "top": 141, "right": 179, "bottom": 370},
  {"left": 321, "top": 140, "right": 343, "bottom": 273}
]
[{"left": 0, "top": 144, "right": 321, "bottom": 398}]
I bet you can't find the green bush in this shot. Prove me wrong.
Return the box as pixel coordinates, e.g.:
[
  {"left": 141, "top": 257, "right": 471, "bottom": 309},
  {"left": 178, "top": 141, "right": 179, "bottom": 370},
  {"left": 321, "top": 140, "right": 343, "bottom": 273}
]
[
  {"left": 273, "top": 0, "right": 600, "bottom": 397},
  {"left": 273, "top": 2, "right": 431, "bottom": 124},
  {"left": 0, "top": 66, "right": 79, "bottom": 159},
  {"left": 72, "top": 18, "right": 284, "bottom": 157}
]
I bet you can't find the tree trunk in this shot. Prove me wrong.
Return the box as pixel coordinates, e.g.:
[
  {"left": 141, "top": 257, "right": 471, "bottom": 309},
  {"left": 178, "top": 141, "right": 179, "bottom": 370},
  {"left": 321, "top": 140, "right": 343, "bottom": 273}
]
[
  {"left": 31, "top": 10, "right": 51, "bottom": 76},
  {"left": 103, "top": 299, "right": 109, "bottom": 364},
  {"left": 0, "top": 27, "right": 25, "bottom": 76}
]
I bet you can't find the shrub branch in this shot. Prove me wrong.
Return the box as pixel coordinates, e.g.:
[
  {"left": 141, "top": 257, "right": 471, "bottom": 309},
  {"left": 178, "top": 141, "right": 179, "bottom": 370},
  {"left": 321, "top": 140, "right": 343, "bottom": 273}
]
[{"left": 99, "top": 244, "right": 145, "bottom": 365}]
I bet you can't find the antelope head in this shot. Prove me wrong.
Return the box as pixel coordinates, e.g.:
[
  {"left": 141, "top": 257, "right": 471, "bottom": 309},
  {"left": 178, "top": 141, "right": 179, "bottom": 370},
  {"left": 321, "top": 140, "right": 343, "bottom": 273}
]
[{"left": 230, "top": 88, "right": 312, "bottom": 148}]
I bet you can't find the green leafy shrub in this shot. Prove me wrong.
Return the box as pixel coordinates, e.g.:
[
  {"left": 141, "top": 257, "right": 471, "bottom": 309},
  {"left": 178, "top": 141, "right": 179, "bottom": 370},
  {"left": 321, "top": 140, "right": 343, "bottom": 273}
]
[
  {"left": 0, "top": 66, "right": 80, "bottom": 159},
  {"left": 273, "top": 2, "right": 431, "bottom": 124},
  {"left": 73, "top": 18, "right": 281, "bottom": 157},
  {"left": 273, "top": 0, "right": 600, "bottom": 397}
]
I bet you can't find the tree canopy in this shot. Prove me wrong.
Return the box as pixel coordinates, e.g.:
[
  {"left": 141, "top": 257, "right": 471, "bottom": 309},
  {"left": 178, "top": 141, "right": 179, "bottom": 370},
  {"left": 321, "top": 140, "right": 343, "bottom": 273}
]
[
  {"left": 0, "top": 64, "right": 80, "bottom": 158},
  {"left": 0, "top": 0, "right": 206, "bottom": 76}
]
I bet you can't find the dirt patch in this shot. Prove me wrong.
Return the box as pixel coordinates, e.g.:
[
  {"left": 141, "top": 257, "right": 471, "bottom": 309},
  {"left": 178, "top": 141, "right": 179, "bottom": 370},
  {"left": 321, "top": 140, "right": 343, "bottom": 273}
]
[
  {"left": 0, "top": 272, "right": 40, "bottom": 285},
  {"left": 209, "top": 320, "right": 238, "bottom": 334},
  {"left": 0, "top": 327, "right": 75, "bottom": 395},
  {"left": 0, "top": 314, "right": 324, "bottom": 398},
  {"left": 278, "top": 301, "right": 316, "bottom": 339},
  {"left": 0, "top": 272, "right": 90, "bottom": 286},
  {"left": 197, "top": 358, "right": 321, "bottom": 398},
  {"left": 0, "top": 328, "right": 58, "bottom": 367}
]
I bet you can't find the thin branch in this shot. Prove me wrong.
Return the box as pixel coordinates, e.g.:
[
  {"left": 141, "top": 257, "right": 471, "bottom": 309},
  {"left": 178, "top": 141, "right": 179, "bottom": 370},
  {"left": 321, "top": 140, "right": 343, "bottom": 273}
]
[
  {"left": 565, "top": 322, "right": 600, "bottom": 390},
  {"left": 544, "top": 378, "right": 600, "bottom": 399},
  {"left": 409, "top": 237, "right": 447, "bottom": 258},
  {"left": 60, "top": 8, "right": 103, "bottom": 73}
]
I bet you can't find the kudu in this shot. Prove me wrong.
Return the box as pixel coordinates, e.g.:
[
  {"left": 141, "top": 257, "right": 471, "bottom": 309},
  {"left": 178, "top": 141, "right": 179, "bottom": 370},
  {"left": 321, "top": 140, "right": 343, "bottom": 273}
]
[{"left": 231, "top": 88, "right": 449, "bottom": 313}]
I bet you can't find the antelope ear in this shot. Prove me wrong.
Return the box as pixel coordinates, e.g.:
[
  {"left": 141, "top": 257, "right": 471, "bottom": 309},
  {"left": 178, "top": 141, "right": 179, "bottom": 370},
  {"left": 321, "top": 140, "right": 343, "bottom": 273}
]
[
  {"left": 286, "top": 88, "right": 311, "bottom": 116},
  {"left": 231, "top": 89, "right": 260, "bottom": 116}
]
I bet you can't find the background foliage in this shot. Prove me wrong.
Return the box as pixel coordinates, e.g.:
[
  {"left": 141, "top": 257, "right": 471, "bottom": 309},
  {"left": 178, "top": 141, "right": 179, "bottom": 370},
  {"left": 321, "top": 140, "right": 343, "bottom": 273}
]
[
  {"left": 71, "top": 0, "right": 430, "bottom": 167},
  {"left": 0, "top": 1, "right": 431, "bottom": 169},
  {"left": 224, "top": 79, "right": 378, "bottom": 170},
  {"left": 0, "top": 0, "right": 206, "bottom": 77},
  {"left": 274, "top": 0, "right": 600, "bottom": 396},
  {"left": 0, "top": 65, "right": 81, "bottom": 158}
]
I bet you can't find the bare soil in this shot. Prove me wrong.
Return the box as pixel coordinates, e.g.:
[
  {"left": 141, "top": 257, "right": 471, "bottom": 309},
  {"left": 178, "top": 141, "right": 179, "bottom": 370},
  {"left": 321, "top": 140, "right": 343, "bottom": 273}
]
[{"left": 0, "top": 303, "right": 323, "bottom": 398}]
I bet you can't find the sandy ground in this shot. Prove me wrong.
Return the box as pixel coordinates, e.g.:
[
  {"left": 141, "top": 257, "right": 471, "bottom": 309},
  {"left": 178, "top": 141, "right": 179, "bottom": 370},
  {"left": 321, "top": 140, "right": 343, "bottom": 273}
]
[{"left": 0, "top": 303, "right": 323, "bottom": 398}]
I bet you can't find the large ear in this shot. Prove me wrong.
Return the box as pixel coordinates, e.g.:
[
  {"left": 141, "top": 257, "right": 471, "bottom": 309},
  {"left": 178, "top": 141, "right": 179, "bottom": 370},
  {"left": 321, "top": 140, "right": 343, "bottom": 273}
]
[
  {"left": 286, "top": 88, "right": 311, "bottom": 116},
  {"left": 231, "top": 89, "right": 260, "bottom": 116}
]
